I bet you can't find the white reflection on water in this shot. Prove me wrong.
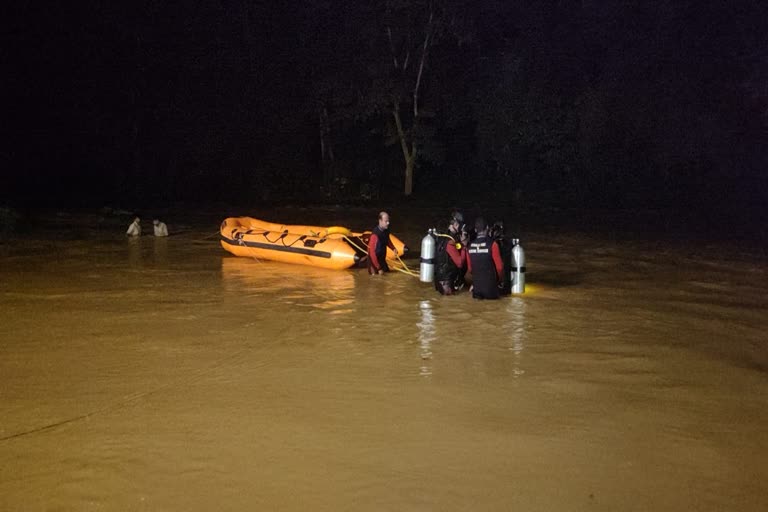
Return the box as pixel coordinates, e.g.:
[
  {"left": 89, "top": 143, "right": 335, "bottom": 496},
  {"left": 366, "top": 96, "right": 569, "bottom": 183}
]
[
  {"left": 127, "top": 236, "right": 143, "bottom": 268},
  {"left": 505, "top": 296, "right": 527, "bottom": 378},
  {"left": 417, "top": 299, "right": 436, "bottom": 376},
  {"left": 152, "top": 237, "right": 168, "bottom": 267},
  {"left": 125, "top": 235, "right": 174, "bottom": 272}
]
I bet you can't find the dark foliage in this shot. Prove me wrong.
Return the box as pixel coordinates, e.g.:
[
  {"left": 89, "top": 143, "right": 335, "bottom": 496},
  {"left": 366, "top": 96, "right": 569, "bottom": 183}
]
[{"left": 4, "top": 0, "right": 766, "bottom": 228}]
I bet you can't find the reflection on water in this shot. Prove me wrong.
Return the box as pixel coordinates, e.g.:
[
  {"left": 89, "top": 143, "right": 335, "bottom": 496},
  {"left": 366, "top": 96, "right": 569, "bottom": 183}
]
[
  {"left": 127, "top": 236, "right": 142, "bottom": 268},
  {"left": 505, "top": 296, "right": 527, "bottom": 378},
  {"left": 220, "top": 257, "right": 355, "bottom": 314},
  {"left": 127, "top": 235, "right": 171, "bottom": 270},
  {"left": 417, "top": 299, "right": 436, "bottom": 376},
  {"left": 1, "top": 218, "right": 767, "bottom": 512},
  {"left": 153, "top": 236, "right": 168, "bottom": 267}
]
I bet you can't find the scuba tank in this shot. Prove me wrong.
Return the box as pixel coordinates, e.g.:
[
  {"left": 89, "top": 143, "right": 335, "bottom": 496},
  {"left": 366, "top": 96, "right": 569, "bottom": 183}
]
[
  {"left": 511, "top": 238, "right": 526, "bottom": 294},
  {"left": 419, "top": 229, "right": 437, "bottom": 283}
]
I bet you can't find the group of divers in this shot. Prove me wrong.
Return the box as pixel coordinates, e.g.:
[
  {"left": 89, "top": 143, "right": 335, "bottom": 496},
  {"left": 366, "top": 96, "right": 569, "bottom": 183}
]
[
  {"left": 366, "top": 210, "right": 526, "bottom": 299},
  {"left": 126, "top": 210, "right": 525, "bottom": 299}
]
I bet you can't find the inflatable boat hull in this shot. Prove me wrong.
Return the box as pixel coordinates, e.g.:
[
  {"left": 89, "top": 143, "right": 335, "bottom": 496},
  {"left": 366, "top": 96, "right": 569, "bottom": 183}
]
[{"left": 220, "top": 217, "right": 407, "bottom": 270}]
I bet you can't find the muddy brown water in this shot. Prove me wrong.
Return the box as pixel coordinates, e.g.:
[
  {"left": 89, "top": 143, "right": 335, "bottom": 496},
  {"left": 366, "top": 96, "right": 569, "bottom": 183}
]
[{"left": 1, "top": 209, "right": 766, "bottom": 511}]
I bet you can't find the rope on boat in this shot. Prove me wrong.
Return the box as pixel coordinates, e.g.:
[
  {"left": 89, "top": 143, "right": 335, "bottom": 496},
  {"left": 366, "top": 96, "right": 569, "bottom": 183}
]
[
  {"left": 225, "top": 227, "right": 420, "bottom": 277},
  {"left": 244, "top": 229, "right": 313, "bottom": 249},
  {"left": 200, "top": 231, "right": 222, "bottom": 240},
  {"left": 342, "top": 234, "right": 368, "bottom": 255},
  {"left": 391, "top": 253, "right": 419, "bottom": 277},
  {"left": 391, "top": 264, "right": 419, "bottom": 277}
]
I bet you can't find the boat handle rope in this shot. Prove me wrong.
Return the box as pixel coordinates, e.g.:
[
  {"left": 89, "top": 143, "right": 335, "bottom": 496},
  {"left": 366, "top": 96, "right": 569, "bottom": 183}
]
[
  {"left": 227, "top": 228, "right": 419, "bottom": 277},
  {"left": 341, "top": 234, "right": 368, "bottom": 255},
  {"left": 248, "top": 229, "right": 317, "bottom": 248}
]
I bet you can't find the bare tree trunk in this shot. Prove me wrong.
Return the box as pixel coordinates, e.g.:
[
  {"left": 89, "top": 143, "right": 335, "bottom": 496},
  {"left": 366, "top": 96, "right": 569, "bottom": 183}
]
[
  {"left": 404, "top": 155, "right": 414, "bottom": 196},
  {"left": 392, "top": 101, "right": 416, "bottom": 196},
  {"left": 386, "top": 10, "right": 434, "bottom": 196},
  {"left": 322, "top": 106, "right": 334, "bottom": 162},
  {"left": 413, "top": 10, "right": 432, "bottom": 118},
  {"left": 319, "top": 105, "right": 335, "bottom": 194}
]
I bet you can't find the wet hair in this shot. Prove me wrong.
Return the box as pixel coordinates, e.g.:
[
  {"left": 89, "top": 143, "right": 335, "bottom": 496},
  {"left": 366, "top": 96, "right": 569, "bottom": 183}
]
[
  {"left": 489, "top": 220, "right": 504, "bottom": 240},
  {"left": 450, "top": 210, "right": 464, "bottom": 224},
  {"left": 474, "top": 217, "right": 488, "bottom": 233}
]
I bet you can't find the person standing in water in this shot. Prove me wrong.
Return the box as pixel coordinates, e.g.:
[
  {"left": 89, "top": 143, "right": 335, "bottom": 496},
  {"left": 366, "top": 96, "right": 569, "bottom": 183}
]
[
  {"left": 489, "top": 220, "right": 511, "bottom": 296},
  {"left": 434, "top": 211, "right": 468, "bottom": 295},
  {"left": 467, "top": 217, "right": 504, "bottom": 300},
  {"left": 153, "top": 218, "right": 168, "bottom": 237},
  {"left": 368, "top": 211, "right": 397, "bottom": 275},
  {"left": 126, "top": 216, "right": 141, "bottom": 236}
]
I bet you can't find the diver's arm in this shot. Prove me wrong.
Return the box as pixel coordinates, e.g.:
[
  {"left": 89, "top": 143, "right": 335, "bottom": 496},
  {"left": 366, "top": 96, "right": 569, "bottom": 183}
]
[
  {"left": 368, "top": 233, "right": 382, "bottom": 272},
  {"left": 446, "top": 241, "right": 463, "bottom": 267},
  {"left": 492, "top": 242, "right": 503, "bottom": 281}
]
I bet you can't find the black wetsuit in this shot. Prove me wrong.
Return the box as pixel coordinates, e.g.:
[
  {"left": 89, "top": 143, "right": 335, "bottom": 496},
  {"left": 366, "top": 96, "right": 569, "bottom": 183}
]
[
  {"left": 368, "top": 225, "right": 391, "bottom": 274},
  {"left": 468, "top": 235, "right": 500, "bottom": 300},
  {"left": 496, "top": 236, "right": 512, "bottom": 296},
  {"left": 434, "top": 232, "right": 464, "bottom": 294}
]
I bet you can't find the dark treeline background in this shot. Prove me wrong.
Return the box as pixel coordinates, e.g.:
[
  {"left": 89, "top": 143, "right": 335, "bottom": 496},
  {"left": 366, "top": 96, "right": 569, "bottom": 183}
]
[{"left": 4, "top": 0, "right": 767, "bottom": 229}]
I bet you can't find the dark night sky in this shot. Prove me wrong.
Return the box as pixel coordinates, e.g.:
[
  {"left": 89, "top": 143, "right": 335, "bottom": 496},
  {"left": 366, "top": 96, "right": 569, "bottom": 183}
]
[{"left": 3, "top": 1, "right": 767, "bottom": 223}]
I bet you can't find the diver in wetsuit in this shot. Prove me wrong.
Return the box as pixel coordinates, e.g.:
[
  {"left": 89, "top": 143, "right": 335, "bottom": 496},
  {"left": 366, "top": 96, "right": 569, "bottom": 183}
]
[
  {"left": 467, "top": 217, "right": 504, "bottom": 300},
  {"left": 433, "top": 211, "right": 468, "bottom": 295},
  {"left": 368, "top": 211, "right": 397, "bottom": 275}
]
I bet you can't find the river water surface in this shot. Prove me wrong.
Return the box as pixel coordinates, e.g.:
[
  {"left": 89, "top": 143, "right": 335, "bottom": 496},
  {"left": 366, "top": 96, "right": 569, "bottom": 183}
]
[{"left": 1, "top": 209, "right": 766, "bottom": 511}]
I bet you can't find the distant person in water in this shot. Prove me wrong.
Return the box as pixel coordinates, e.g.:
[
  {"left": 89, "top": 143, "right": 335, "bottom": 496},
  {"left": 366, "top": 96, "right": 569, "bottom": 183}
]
[
  {"left": 153, "top": 218, "right": 168, "bottom": 237},
  {"left": 126, "top": 216, "right": 141, "bottom": 236},
  {"left": 368, "top": 211, "right": 397, "bottom": 275}
]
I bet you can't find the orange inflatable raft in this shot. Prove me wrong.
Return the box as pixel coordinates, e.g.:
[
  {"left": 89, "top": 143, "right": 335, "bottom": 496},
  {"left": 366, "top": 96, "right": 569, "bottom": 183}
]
[{"left": 220, "top": 217, "right": 408, "bottom": 270}]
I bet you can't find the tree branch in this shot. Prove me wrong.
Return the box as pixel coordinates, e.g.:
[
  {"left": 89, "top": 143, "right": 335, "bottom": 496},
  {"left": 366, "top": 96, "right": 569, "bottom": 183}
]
[
  {"left": 386, "top": 26, "right": 399, "bottom": 69},
  {"left": 413, "top": 10, "right": 434, "bottom": 118}
]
